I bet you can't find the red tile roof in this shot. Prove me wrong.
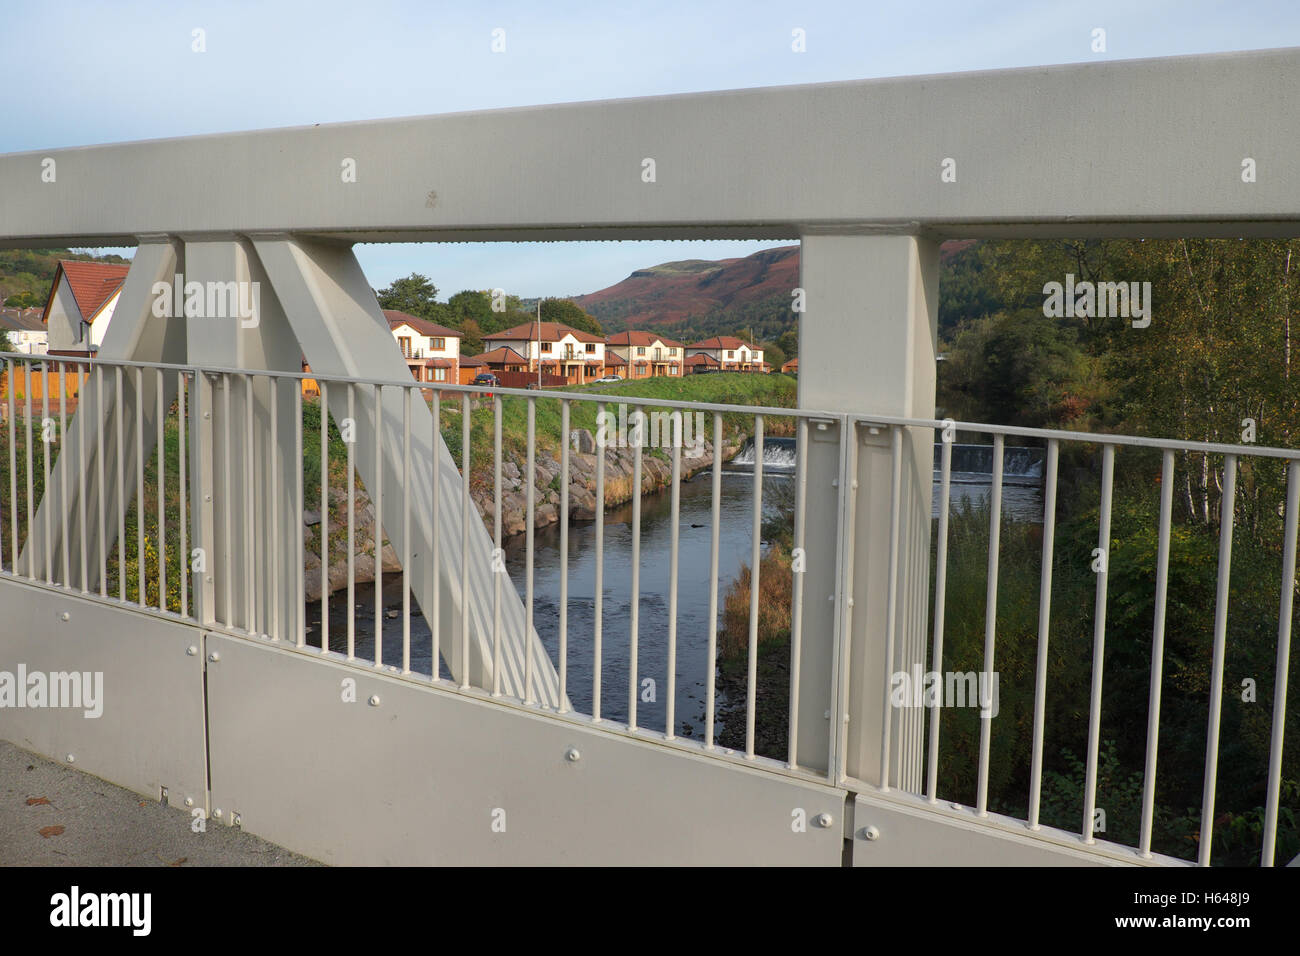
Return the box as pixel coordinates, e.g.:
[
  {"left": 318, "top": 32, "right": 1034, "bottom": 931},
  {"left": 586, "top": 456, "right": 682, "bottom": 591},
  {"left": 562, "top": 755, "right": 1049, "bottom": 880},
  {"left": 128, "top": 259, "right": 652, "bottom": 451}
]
[
  {"left": 687, "top": 336, "right": 755, "bottom": 350},
  {"left": 384, "top": 310, "right": 460, "bottom": 339},
  {"left": 423, "top": 358, "right": 456, "bottom": 368},
  {"left": 603, "top": 353, "right": 627, "bottom": 366},
  {"left": 46, "top": 260, "right": 130, "bottom": 323},
  {"left": 605, "top": 330, "right": 684, "bottom": 348},
  {"left": 459, "top": 355, "right": 487, "bottom": 367},
  {"left": 684, "top": 353, "right": 720, "bottom": 366},
  {"left": 477, "top": 346, "right": 529, "bottom": 365},
  {"left": 483, "top": 321, "right": 604, "bottom": 344}
]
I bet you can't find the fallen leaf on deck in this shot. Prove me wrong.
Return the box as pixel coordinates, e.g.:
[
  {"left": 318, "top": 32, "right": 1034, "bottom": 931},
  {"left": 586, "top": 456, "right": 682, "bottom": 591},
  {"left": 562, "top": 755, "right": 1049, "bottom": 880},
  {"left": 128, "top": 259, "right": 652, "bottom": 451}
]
[
  {"left": 38, "top": 825, "right": 65, "bottom": 838},
  {"left": 26, "top": 797, "right": 50, "bottom": 806}
]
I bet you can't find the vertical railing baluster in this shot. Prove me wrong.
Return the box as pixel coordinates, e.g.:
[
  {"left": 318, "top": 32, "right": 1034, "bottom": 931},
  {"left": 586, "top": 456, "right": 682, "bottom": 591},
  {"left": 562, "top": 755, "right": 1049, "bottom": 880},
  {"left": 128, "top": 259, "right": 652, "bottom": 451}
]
[
  {"left": 96, "top": 367, "right": 106, "bottom": 597},
  {"left": 116, "top": 366, "right": 126, "bottom": 601},
  {"left": 270, "top": 378, "right": 280, "bottom": 636},
  {"left": 492, "top": 393, "right": 502, "bottom": 694},
  {"left": 43, "top": 360, "right": 52, "bottom": 584},
  {"left": 293, "top": 383, "right": 305, "bottom": 645},
  {"left": 787, "top": 417, "right": 809, "bottom": 769},
  {"left": 1139, "top": 449, "right": 1175, "bottom": 853},
  {"left": 976, "top": 433, "right": 1004, "bottom": 814},
  {"left": 221, "top": 373, "right": 231, "bottom": 623},
  {"left": 459, "top": 392, "right": 470, "bottom": 691},
  {"left": 880, "top": 425, "right": 904, "bottom": 790},
  {"left": 59, "top": 363, "right": 68, "bottom": 588},
  {"left": 525, "top": 397, "right": 535, "bottom": 704},
  {"left": 1083, "top": 443, "right": 1116, "bottom": 841},
  {"left": 593, "top": 401, "right": 605, "bottom": 722},
  {"left": 155, "top": 369, "right": 165, "bottom": 612},
  {"left": 927, "top": 429, "right": 955, "bottom": 803},
  {"left": 1027, "top": 438, "right": 1059, "bottom": 824},
  {"left": 705, "top": 410, "right": 722, "bottom": 749},
  {"left": 665, "top": 409, "right": 681, "bottom": 739},
  {"left": 77, "top": 365, "right": 88, "bottom": 593},
  {"left": 745, "top": 415, "right": 764, "bottom": 759},
  {"left": 319, "top": 382, "right": 328, "bottom": 651},
  {"left": 629, "top": 410, "right": 642, "bottom": 729},
  {"left": 347, "top": 384, "right": 356, "bottom": 659},
  {"left": 402, "top": 387, "right": 411, "bottom": 674},
  {"left": 374, "top": 384, "right": 383, "bottom": 667},
  {"left": 431, "top": 389, "right": 440, "bottom": 678},
  {"left": 1263, "top": 459, "right": 1300, "bottom": 866},
  {"left": 559, "top": 399, "right": 569, "bottom": 712},
  {"left": 7, "top": 359, "right": 16, "bottom": 573},
  {"left": 1198, "top": 454, "right": 1237, "bottom": 865},
  {"left": 135, "top": 366, "right": 144, "bottom": 602},
  {"left": 244, "top": 375, "right": 255, "bottom": 630},
  {"left": 178, "top": 372, "right": 187, "bottom": 616}
]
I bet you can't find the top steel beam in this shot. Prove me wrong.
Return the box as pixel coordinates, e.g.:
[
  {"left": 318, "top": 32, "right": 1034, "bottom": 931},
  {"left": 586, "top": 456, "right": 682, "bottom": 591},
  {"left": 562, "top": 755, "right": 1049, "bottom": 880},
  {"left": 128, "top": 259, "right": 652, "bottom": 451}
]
[{"left": 3, "top": 47, "right": 1299, "bottom": 247}]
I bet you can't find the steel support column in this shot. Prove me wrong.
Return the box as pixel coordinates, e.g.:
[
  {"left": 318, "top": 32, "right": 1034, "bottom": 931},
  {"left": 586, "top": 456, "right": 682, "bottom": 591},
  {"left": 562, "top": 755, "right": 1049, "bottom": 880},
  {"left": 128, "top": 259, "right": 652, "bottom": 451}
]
[{"left": 798, "top": 234, "right": 938, "bottom": 788}]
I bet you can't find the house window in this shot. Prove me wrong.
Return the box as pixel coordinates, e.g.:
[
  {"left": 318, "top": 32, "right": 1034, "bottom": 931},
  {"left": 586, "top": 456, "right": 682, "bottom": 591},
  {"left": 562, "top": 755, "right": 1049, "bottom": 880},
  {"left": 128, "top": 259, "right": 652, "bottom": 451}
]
[
  {"left": 670, "top": 348, "right": 677, "bottom": 356},
  {"left": 398, "top": 337, "right": 412, "bottom": 357},
  {"left": 434, "top": 368, "right": 447, "bottom": 382},
  {"left": 586, "top": 343, "right": 596, "bottom": 353},
  {"left": 432, "top": 337, "right": 445, "bottom": 350},
  {"left": 637, "top": 346, "right": 645, "bottom": 356},
  {"left": 726, "top": 350, "right": 733, "bottom": 359},
  {"left": 542, "top": 342, "right": 552, "bottom": 352}
]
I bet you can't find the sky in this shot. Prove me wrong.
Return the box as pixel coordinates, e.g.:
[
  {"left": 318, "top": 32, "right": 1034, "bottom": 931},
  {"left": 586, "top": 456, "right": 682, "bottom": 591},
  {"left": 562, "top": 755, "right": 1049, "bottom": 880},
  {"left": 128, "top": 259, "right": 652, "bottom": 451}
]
[{"left": 3, "top": 0, "right": 1299, "bottom": 298}]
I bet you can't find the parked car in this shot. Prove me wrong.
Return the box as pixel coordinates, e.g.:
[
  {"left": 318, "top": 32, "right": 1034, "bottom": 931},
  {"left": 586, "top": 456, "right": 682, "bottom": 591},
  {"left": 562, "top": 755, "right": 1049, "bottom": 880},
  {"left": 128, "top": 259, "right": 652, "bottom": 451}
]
[
  {"left": 593, "top": 375, "right": 621, "bottom": 384},
  {"left": 471, "top": 373, "right": 499, "bottom": 387}
]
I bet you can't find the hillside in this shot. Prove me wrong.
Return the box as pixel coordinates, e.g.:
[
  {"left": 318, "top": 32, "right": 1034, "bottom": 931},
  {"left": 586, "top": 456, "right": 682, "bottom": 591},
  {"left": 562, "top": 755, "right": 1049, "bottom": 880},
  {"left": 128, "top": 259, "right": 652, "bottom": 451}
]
[{"left": 571, "top": 240, "right": 981, "bottom": 344}]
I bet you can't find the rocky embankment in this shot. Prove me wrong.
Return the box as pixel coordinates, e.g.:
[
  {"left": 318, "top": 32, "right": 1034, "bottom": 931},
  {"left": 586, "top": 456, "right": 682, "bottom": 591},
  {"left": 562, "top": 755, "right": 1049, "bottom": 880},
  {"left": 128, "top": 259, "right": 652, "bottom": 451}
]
[{"left": 303, "top": 428, "right": 743, "bottom": 601}]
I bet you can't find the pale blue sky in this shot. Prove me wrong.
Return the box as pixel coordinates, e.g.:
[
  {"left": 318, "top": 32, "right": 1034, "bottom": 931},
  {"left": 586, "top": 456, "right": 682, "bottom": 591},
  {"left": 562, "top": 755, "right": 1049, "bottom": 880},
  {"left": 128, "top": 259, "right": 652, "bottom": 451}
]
[{"left": 3, "top": 0, "right": 1298, "bottom": 297}]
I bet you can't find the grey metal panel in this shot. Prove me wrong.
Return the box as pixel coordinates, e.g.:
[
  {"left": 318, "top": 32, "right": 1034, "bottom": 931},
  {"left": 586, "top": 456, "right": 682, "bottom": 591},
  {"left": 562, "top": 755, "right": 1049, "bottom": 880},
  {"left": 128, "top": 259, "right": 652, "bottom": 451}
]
[
  {"left": 3, "top": 48, "right": 1300, "bottom": 245},
  {"left": 204, "top": 633, "right": 845, "bottom": 865},
  {"left": 0, "top": 578, "right": 208, "bottom": 810},
  {"left": 850, "top": 792, "right": 1187, "bottom": 866}
]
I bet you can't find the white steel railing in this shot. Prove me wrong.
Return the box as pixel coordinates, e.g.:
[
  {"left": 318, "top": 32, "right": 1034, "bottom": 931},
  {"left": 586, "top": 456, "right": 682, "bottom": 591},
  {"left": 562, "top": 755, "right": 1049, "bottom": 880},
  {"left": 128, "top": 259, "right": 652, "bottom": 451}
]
[{"left": 2, "top": 352, "right": 1297, "bottom": 866}]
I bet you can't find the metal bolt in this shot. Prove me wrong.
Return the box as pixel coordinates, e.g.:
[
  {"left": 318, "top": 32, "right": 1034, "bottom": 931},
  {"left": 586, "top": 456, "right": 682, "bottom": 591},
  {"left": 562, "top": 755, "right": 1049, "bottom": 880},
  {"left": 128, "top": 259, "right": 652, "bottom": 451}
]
[
  {"left": 950, "top": 801, "right": 962, "bottom": 811},
  {"left": 59, "top": 611, "right": 70, "bottom": 622},
  {"left": 565, "top": 747, "right": 580, "bottom": 762},
  {"left": 208, "top": 651, "right": 220, "bottom": 662},
  {"left": 204, "top": 494, "right": 212, "bottom": 501},
  {"left": 65, "top": 754, "right": 75, "bottom": 763},
  {"left": 186, "top": 645, "right": 198, "bottom": 656},
  {"left": 232, "top": 813, "right": 242, "bottom": 826},
  {"left": 368, "top": 694, "right": 381, "bottom": 706},
  {"left": 212, "top": 808, "right": 223, "bottom": 819},
  {"left": 203, "top": 411, "right": 211, "bottom": 420},
  {"left": 862, "top": 825, "right": 880, "bottom": 841},
  {"left": 184, "top": 797, "right": 194, "bottom": 807},
  {"left": 814, "top": 813, "right": 833, "bottom": 829}
]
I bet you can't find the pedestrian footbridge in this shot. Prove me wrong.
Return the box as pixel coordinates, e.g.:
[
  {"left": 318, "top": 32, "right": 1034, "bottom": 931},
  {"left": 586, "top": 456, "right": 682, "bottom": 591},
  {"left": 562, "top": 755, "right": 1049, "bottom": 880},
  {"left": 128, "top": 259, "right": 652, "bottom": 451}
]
[{"left": 1, "top": 48, "right": 1298, "bottom": 865}]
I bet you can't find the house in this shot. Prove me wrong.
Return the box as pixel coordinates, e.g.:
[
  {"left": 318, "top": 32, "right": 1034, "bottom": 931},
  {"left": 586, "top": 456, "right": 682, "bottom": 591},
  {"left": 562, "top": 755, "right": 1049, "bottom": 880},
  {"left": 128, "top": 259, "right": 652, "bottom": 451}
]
[
  {"left": 604, "top": 331, "right": 683, "bottom": 378},
  {"left": 458, "top": 354, "right": 487, "bottom": 385},
  {"left": 781, "top": 357, "right": 798, "bottom": 374},
  {"left": 482, "top": 321, "right": 606, "bottom": 385},
  {"left": 385, "top": 310, "right": 460, "bottom": 385},
  {"left": 0, "top": 311, "right": 49, "bottom": 354},
  {"left": 476, "top": 346, "right": 530, "bottom": 375},
  {"left": 41, "top": 260, "right": 130, "bottom": 356},
  {"left": 684, "top": 336, "right": 765, "bottom": 372},
  {"left": 602, "top": 352, "right": 628, "bottom": 379}
]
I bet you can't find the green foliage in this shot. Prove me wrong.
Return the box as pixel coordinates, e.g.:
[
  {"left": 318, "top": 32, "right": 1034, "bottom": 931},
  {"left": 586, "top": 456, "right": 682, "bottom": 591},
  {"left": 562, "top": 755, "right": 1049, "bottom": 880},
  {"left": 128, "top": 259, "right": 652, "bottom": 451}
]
[{"left": 540, "top": 298, "right": 602, "bottom": 336}]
